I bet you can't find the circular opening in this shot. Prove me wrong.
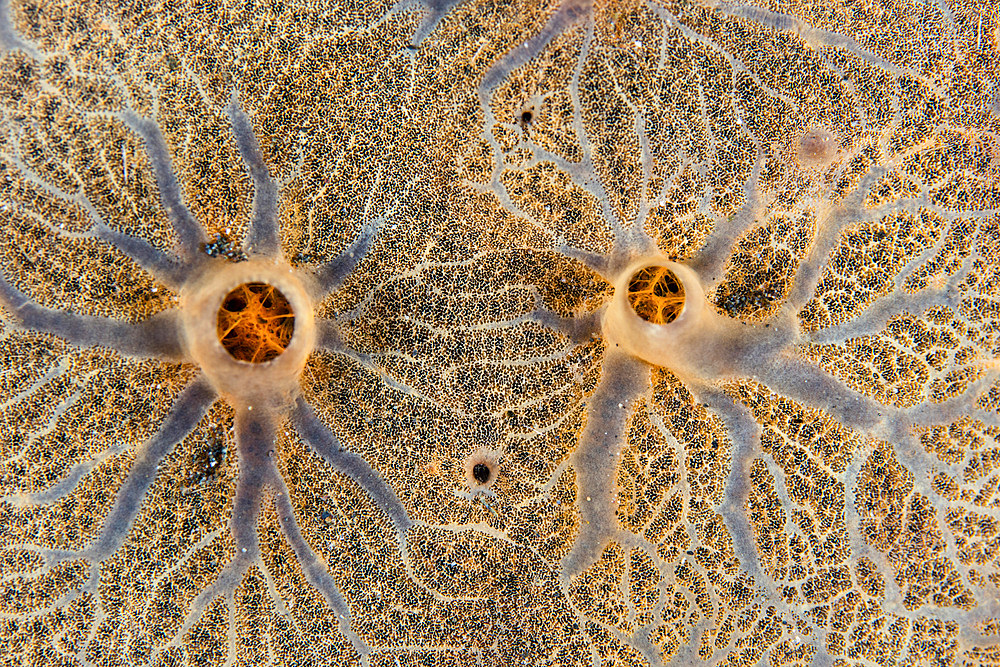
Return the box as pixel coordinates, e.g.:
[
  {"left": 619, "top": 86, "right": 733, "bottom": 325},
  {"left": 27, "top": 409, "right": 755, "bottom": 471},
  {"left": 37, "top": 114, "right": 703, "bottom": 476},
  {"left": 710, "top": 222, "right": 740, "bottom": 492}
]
[
  {"left": 217, "top": 282, "right": 295, "bottom": 363},
  {"left": 626, "top": 265, "right": 685, "bottom": 324},
  {"left": 472, "top": 463, "right": 491, "bottom": 484},
  {"left": 462, "top": 448, "right": 500, "bottom": 494},
  {"left": 520, "top": 110, "right": 533, "bottom": 124}
]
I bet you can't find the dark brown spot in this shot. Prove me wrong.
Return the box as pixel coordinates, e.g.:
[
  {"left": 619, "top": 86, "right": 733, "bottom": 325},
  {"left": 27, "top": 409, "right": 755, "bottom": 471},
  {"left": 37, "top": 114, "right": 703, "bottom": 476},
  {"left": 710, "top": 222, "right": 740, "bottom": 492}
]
[{"left": 472, "top": 463, "right": 491, "bottom": 484}]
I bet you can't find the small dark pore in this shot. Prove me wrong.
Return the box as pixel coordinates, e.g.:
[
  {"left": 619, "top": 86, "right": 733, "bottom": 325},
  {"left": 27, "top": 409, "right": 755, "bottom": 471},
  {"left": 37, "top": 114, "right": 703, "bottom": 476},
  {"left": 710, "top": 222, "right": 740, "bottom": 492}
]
[
  {"left": 520, "top": 109, "right": 533, "bottom": 125},
  {"left": 472, "top": 462, "right": 491, "bottom": 484}
]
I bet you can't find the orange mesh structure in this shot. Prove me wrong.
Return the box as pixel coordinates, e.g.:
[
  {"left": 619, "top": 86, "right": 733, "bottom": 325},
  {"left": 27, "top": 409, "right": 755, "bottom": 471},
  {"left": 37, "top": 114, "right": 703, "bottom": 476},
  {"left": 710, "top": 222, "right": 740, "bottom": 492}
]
[
  {"left": 626, "top": 266, "right": 685, "bottom": 324},
  {"left": 217, "top": 282, "right": 295, "bottom": 363}
]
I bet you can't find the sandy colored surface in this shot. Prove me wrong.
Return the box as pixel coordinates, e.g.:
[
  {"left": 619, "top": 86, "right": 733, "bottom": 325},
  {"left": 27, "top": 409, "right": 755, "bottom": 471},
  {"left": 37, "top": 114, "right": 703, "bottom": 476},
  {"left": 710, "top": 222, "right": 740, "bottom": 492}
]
[{"left": 1, "top": 0, "right": 999, "bottom": 665}]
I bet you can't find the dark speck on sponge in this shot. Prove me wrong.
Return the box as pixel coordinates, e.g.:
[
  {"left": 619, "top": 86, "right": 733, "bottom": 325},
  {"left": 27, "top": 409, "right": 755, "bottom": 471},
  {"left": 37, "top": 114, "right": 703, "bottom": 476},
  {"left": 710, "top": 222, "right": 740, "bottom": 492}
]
[
  {"left": 473, "top": 463, "right": 491, "bottom": 484},
  {"left": 203, "top": 234, "right": 247, "bottom": 262}
]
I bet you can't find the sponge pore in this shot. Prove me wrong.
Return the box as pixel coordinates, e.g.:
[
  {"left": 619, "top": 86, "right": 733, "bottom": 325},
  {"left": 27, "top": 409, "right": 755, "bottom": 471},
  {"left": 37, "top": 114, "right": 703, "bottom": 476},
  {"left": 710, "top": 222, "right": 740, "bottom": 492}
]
[
  {"left": 626, "top": 266, "right": 685, "bottom": 324},
  {"left": 217, "top": 282, "right": 295, "bottom": 363}
]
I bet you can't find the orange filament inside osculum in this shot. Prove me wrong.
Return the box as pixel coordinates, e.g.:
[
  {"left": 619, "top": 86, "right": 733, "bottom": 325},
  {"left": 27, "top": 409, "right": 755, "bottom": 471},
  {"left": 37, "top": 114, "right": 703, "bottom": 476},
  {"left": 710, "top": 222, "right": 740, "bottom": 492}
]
[
  {"left": 217, "top": 282, "right": 295, "bottom": 363},
  {"left": 626, "top": 266, "right": 685, "bottom": 324}
]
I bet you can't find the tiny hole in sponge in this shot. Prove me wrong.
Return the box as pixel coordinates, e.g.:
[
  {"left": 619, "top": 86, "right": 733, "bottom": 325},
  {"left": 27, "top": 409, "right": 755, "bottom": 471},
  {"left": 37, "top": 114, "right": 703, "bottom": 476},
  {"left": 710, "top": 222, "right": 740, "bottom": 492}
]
[
  {"left": 217, "top": 282, "right": 295, "bottom": 363},
  {"left": 462, "top": 448, "right": 500, "bottom": 494},
  {"left": 626, "top": 265, "right": 685, "bottom": 324},
  {"left": 472, "top": 463, "right": 491, "bottom": 484}
]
